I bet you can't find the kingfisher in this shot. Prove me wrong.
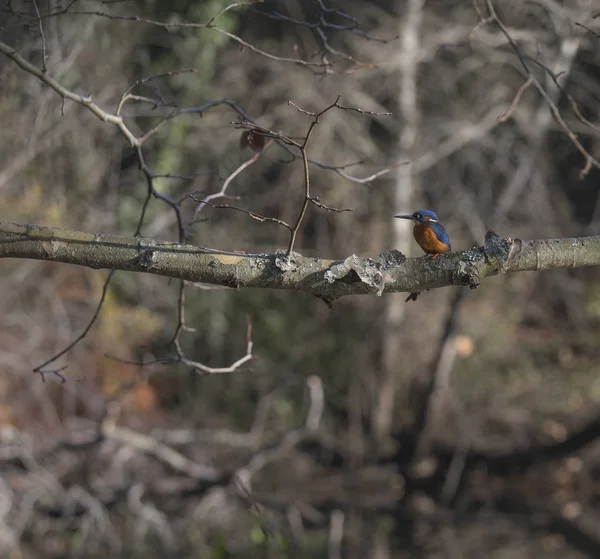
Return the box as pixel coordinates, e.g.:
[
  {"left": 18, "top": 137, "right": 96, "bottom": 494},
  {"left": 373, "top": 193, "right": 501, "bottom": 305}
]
[{"left": 394, "top": 210, "right": 451, "bottom": 257}]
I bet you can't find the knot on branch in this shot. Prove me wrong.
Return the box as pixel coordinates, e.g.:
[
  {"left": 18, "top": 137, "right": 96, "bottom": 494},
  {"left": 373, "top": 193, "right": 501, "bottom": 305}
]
[
  {"left": 275, "top": 251, "right": 300, "bottom": 272},
  {"left": 136, "top": 238, "right": 160, "bottom": 270},
  {"left": 455, "top": 260, "right": 481, "bottom": 290},
  {"left": 325, "top": 255, "right": 385, "bottom": 295},
  {"left": 484, "top": 230, "right": 517, "bottom": 274}
]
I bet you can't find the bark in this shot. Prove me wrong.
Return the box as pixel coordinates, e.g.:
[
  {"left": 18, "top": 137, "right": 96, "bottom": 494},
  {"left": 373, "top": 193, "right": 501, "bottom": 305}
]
[{"left": 2, "top": 222, "right": 599, "bottom": 304}]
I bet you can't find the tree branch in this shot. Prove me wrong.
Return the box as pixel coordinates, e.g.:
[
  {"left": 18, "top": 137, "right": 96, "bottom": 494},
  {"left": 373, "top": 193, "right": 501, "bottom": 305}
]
[
  {"left": 2, "top": 224, "right": 600, "bottom": 304},
  {"left": 479, "top": 0, "right": 600, "bottom": 178}
]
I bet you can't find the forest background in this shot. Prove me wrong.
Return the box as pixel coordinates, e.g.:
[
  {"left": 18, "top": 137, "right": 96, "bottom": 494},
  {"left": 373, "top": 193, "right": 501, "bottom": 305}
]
[{"left": 2, "top": 0, "right": 600, "bottom": 557}]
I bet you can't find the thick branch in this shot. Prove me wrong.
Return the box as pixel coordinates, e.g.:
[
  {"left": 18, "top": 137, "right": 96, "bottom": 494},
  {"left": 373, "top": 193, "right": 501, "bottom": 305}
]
[{"left": 1, "top": 223, "right": 600, "bottom": 303}]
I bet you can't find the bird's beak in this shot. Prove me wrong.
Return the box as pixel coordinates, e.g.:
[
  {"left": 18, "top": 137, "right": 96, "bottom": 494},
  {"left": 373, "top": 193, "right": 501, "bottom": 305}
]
[{"left": 394, "top": 214, "right": 416, "bottom": 221}]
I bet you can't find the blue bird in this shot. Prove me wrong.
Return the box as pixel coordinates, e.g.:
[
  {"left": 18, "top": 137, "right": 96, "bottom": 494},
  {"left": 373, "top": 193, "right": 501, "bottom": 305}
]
[{"left": 394, "top": 210, "right": 451, "bottom": 257}]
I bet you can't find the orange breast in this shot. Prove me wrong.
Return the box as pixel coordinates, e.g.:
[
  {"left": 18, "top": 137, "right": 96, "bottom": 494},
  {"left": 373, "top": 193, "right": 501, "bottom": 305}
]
[{"left": 413, "top": 223, "right": 450, "bottom": 255}]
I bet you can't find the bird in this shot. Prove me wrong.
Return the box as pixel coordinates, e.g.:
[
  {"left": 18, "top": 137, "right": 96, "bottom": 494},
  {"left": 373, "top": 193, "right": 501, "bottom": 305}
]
[
  {"left": 394, "top": 210, "right": 451, "bottom": 257},
  {"left": 394, "top": 210, "right": 451, "bottom": 302}
]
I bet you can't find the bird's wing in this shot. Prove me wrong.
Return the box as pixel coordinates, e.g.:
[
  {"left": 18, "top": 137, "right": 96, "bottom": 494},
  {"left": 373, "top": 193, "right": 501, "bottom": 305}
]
[{"left": 431, "top": 222, "right": 451, "bottom": 251}]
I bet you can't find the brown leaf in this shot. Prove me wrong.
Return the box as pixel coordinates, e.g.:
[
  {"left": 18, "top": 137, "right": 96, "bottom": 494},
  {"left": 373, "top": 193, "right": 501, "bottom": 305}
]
[{"left": 240, "top": 130, "right": 266, "bottom": 153}]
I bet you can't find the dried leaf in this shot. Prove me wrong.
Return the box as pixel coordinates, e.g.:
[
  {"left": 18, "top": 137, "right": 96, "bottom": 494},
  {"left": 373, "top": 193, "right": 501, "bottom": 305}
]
[{"left": 240, "top": 130, "right": 266, "bottom": 153}]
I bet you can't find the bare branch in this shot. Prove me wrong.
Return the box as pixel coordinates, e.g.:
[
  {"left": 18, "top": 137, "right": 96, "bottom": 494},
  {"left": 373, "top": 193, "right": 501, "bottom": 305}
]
[
  {"left": 117, "top": 68, "right": 198, "bottom": 114},
  {"left": 235, "top": 375, "right": 324, "bottom": 484},
  {"left": 287, "top": 97, "right": 342, "bottom": 253},
  {"left": 196, "top": 200, "right": 293, "bottom": 230},
  {"left": 478, "top": 0, "right": 600, "bottom": 178},
  {"left": 497, "top": 76, "right": 533, "bottom": 122},
  {"left": 31, "top": 0, "right": 46, "bottom": 72},
  {"left": 191, "top": 142, "right": 273, "bottom": 221},
  {"left": 308, "top": 197, "right": 353, "bottom": 213},
  {"left": 61, "top": 9, "right": 332, "bottom": 69},
  {"left": 105, "top": 424, "right": 222, "bottom": 481},
  {"left": 206, "top": 1, "right": 264, "bottom": 26},
  {"left": 33, "top": 270, "right": 116, "bottom": 375},
  {"left": 574, "top": 22, "right": 600, "bottom": 39},
  {"left": 328, "top": 509, "right": 344, "bottom": 559},
  {"left": 169, "top": 280, "right": 253, "bottom": 375},
  {"left": 4, "top": 223, "right": 600, "bottom": 305},
  {"left": 0, "top": 40, "right": 139, "bottom": 147}
]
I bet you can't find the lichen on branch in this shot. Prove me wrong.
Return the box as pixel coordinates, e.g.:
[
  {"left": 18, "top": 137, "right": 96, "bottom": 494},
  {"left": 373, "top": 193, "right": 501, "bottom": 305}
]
[{"left": 3, "top": 221, "right": 600, "bottom": 304}]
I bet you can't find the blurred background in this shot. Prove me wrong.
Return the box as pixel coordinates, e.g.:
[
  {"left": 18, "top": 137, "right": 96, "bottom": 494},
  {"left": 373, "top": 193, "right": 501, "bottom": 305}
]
[{"left": 2, "top": 0, "right": 600, "bottom": 557}]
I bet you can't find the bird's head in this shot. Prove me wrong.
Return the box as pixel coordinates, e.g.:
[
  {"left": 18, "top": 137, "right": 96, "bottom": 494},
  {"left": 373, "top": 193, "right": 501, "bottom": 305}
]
[{"left": 394, "top": 210, "right": 440, "bottom": 223}]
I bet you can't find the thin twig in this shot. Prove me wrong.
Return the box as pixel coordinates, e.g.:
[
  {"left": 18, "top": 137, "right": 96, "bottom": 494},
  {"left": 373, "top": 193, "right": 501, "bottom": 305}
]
[
  {"left": 170, "top": 281, "right": 254, "bottom": 375},
  {"left": 309, "top": 197, "right": 353, "bottom": 213},
  {"left": 497, "top": 76, "right": 533, "bottom": 122},
  {"left": 192, "top": 141, "right": 273, "bottom": 220},
  {"left": 32, "top": 0, "right": 47, "bottom": 72},
  {"left": 0, "top": 40, "right": 139, "bottom": 146},
  {"left": 480, "top": 0, "right": 600, "bottom": 178},
  {"left": 195, "top": 199, "right": 292, "bottom": 229},
  {"left": 574, "top": 22, "right": 600, "bottom": 39},
  {"left": 206, "top": 1, "right": 261, "bottom": 26},
  {"left": 117, "top": 68, "right": 198, "bottom": 114},
  {"left": 287, "top": 97, "right": 344, "bottom": 253},
  {"left": 33, "top": 270, "right": 116, "bottom": 374},
  {"left": 65, "top": 10, "right": 332, "bottom": 69}
]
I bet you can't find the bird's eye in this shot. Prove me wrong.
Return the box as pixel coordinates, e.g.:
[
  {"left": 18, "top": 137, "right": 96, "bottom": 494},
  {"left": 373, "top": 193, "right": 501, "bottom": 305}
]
[{"left": 414, "top": 213, "right": 421, "bottom": 219}]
